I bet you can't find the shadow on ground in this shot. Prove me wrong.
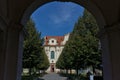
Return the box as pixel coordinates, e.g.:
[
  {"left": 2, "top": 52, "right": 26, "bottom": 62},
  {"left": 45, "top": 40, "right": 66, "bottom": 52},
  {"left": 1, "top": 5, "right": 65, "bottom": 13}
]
[{"left": 35, "top": 78, "right": 44, "bottom": 80}]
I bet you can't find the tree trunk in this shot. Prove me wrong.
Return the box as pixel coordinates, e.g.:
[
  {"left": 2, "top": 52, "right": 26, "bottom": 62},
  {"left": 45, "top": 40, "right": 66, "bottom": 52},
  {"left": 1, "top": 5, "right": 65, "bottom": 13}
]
[
  {"left": 66, "top": 69, "right": 68, "bottom": 75},
  {"left": 76, "top": 67, "right": 79, "bottom": 76},
  {"left": 70, "top": 68, "right": 72, "bottom": 74},
  {"left": 29, "top": 68, "right": 32, "bottom": 80},
  {"left": 60, "top": 69, "right": 62, "bottom": 73},
  {"left": 92, "top": 65, "right": 95, "bottom": 75}
]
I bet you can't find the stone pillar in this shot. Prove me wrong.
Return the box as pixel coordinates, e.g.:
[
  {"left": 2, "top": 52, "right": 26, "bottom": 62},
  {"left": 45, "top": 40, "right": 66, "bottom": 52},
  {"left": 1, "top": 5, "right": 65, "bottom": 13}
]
[
  {"left": 3, "top": 22, "right": 24, "bottom": 80},
  {"left": 99, "top": 23, "right": 120, "bottom": 80},
  {"left": 0, "top": 28, "right": 5, "bottom": 80},
  {"left": 0, "top": 19, "right": 7, "bottom": 80}
]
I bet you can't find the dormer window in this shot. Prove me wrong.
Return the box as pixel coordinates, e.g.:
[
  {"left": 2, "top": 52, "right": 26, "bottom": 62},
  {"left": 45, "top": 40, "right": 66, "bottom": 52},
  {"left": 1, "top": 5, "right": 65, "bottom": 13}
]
[{"left": 52, "top": 40, "right": 54, "bottom": 43}]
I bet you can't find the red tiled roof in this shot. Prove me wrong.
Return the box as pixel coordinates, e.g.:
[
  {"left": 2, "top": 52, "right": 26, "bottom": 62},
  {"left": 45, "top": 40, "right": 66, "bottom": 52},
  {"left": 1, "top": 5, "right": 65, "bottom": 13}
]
[{"left": 44, "top": 36, "right": 64, "bottom": 46}]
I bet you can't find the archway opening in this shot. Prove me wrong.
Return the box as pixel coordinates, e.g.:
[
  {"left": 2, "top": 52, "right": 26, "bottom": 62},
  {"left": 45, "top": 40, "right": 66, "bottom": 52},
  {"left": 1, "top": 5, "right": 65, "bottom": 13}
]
[{"left": 21, "top": 0, "right": 105, "bottom": 80}]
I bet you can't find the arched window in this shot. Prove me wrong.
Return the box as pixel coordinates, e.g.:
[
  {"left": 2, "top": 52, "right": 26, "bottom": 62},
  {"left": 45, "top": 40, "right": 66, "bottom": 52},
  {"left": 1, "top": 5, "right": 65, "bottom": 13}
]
[{"left": 51, "top": 51, "right": 55, "bottom": 59}]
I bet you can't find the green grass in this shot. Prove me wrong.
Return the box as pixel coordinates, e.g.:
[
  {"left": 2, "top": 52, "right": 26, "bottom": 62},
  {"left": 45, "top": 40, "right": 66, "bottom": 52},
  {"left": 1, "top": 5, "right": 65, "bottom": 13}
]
[
  {"left": 22, "top": 75, "right": 33, "bottom": 80},
  {"left": 22, "top": 72, "right": 47, "bottom": 80}
]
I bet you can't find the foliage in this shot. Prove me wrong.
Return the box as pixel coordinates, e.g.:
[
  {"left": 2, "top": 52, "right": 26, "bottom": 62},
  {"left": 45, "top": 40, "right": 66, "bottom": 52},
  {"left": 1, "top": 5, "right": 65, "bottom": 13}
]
[
  {"left": 23, "top": 19, "right": 42, "bottom": 69},
  {"left": 22, "top": 19, "right": 49, "bottom": 77},
  {"left": 56, "top": 9, "right": 102, "bottom": 75},
  {"left": 22, "top": 75, "right": 33, "bottom": 80},
  {"left": 37, "top": 48, "right": 49, "bottom": 70}
]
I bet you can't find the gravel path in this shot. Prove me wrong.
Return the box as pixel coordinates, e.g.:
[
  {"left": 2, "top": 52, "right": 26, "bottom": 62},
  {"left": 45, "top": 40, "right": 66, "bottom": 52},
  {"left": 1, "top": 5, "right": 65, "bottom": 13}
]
[{"left": 40, "top": 73, "right": 67, "bottom": 80}]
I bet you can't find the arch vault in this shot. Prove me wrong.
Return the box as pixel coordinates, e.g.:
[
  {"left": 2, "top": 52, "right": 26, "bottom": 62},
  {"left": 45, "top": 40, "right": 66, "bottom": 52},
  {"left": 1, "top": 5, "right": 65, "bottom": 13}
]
[{"left": 0, "top": 0, "right": 120, "bottom": 80}]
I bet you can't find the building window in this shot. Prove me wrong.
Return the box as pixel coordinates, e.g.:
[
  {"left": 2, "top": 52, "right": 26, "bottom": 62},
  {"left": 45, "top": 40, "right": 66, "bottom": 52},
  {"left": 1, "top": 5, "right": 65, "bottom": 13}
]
[
  {"left": 51, "top": 51, "right": 55, "bottom": 59},
  {"left": 52, "top": 40, "right": 54, "bottom": 43}
]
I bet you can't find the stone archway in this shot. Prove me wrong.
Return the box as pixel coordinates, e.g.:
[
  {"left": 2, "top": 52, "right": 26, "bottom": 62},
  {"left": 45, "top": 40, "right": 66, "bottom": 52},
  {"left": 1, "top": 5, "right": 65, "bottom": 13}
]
[
  {"left": 21, "top": 0, "right": 106, "bottom": 28},
  {"left": 0, "top": 0, "right": 120, "bottom": 80},
  {"left": 20, "top": 1, "right": 120, "bottom": 80},
  {"left": 0, "top": 17, "right": 7, "bottom": 80},
  {"left": 21, "top": 0, "right": 106, "bottom": 78}
]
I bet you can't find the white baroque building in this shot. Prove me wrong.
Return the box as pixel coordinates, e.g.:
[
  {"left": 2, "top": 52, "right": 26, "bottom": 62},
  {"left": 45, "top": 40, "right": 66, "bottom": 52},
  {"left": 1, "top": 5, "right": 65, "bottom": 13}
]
[{"left": 43, "top": 33, "right": 70, "bottom": 73}]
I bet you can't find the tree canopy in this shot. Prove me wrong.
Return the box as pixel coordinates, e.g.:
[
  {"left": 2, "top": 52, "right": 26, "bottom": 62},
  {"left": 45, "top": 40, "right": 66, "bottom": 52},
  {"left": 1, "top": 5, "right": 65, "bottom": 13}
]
[
  {"left": 56, "top": 9, "right": 102, "bottom": 74},
  {"left": 22, "top": 19, "right": 49, "bottom": 76}
]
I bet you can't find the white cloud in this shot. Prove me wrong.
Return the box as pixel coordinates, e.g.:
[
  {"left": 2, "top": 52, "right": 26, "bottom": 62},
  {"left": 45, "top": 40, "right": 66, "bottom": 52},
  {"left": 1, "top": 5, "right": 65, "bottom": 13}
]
[
  {"left": 50, "top": 12, "right": 71, "bottom": 24},
  {"left": 49, "top": 2, "right": 77, "bottom": 24}
]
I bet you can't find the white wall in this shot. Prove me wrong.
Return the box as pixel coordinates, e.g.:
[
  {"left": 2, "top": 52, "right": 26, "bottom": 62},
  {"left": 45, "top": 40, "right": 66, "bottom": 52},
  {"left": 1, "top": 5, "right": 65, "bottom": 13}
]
[{"left": 44, "top": 34, "right": 70, "bottom": 72}]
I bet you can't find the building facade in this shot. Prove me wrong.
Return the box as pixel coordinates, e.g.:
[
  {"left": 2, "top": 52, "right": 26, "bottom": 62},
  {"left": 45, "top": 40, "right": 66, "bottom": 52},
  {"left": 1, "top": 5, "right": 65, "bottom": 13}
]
[{"left": 43, "top": 33, "right": 70, "bottom": 73}]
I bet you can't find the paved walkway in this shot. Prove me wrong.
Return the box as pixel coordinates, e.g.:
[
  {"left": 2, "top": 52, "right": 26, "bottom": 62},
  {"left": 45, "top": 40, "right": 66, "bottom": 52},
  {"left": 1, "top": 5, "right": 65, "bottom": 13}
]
[{"left": 40, "top": 73, "right": 68, "bottom": 80}]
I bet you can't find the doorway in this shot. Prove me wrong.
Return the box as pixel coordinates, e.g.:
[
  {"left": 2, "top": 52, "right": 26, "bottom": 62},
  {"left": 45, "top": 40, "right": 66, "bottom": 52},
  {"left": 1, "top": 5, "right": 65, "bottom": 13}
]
[{"left": 51, "top": 64, "right": 55, "bottom": 72}]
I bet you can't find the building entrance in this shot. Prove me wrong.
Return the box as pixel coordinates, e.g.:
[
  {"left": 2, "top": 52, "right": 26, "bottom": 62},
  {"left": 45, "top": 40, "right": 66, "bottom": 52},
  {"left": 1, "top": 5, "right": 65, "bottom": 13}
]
[{"left": 51, "top": 64, "right": 54, "bottom": 72}]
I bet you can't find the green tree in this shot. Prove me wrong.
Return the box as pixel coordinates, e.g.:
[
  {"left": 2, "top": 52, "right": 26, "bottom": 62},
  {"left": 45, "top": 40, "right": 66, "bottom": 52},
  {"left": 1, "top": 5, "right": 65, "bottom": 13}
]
[
  {"left": 56, "top": 38, "right": 75, "bottom": 74},
  {"left": 56, "top": 9, "right": 102, "bottom": 76},
  {"left": 23, "top": 19, "right": 42, "bottom": 77},
  {"left": 37, "top": 48, "right": 49, "bottom": 71},
  {"left": 82, "top": 10, "right": 102, "bottom": 73}
]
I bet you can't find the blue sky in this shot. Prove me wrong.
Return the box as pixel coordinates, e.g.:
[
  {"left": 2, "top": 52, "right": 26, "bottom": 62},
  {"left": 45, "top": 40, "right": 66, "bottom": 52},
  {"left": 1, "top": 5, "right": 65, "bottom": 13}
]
[{"left": 31, "top": 1, "right": 84, "bottom": 37}]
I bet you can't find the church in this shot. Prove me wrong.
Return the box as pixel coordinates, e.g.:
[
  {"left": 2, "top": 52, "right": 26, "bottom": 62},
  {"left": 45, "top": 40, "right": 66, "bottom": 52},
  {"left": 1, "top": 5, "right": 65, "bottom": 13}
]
[{"left": 43, "top": 33, "right": 70, "bottom": 73}]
